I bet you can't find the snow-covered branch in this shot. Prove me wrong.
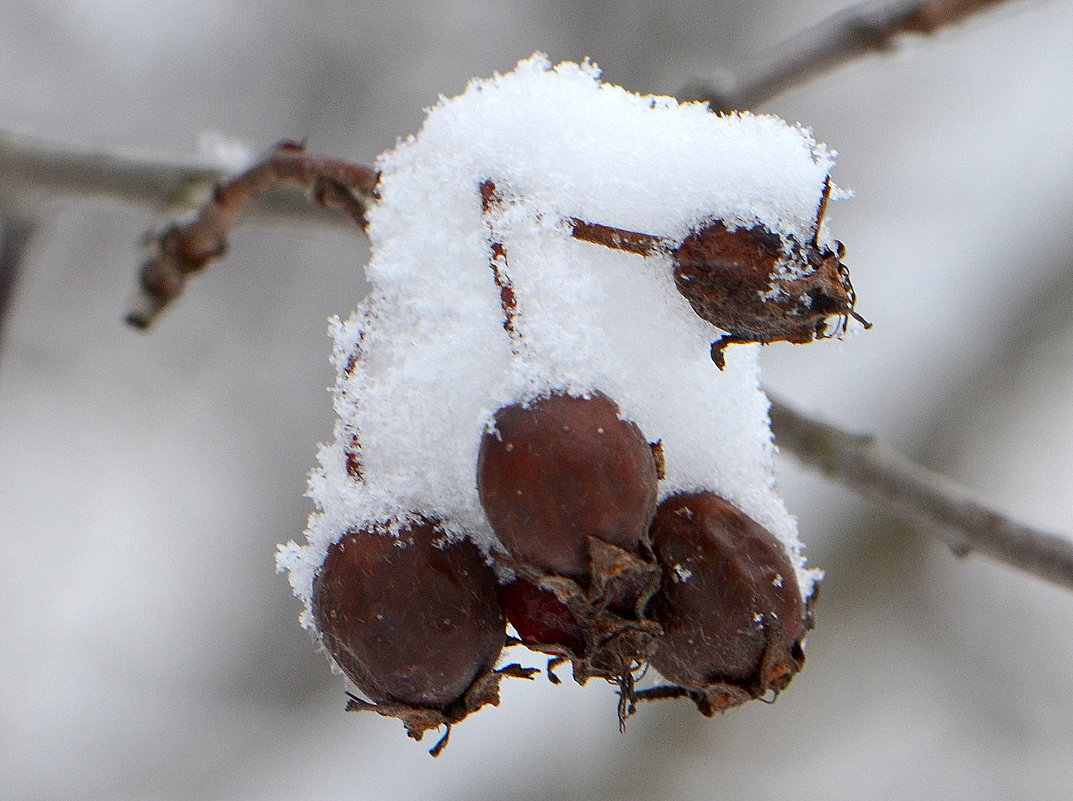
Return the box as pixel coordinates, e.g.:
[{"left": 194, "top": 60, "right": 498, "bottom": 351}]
[
  {"left": 9, "top": 127, "right": 1066, "bottom": 593},
  {"left": 0, "top": 0, "right": 1063, "bottom": 597},
  {"left": 683, "top": 0, "right": 1016, "bottom": 110},
  {"left": 770, "top": 398, "right": 1073, "bottom": 592}
]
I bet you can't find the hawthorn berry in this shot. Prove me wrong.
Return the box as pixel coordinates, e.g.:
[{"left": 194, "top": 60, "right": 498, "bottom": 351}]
[
  {"left": 477, "top": 390, "right": 659, "bottom": 583},
  {"left": 311, "top": 518, "right": 522, "bottom": 753},
  {"left": 672, "top": 219, "right": 859, "bottom": 369},
  {"left": 477, "top": 390, "right": 663, "bottom": 701},
  {"left": 645, "top": 491, "right": 809, "bottom": 716}
]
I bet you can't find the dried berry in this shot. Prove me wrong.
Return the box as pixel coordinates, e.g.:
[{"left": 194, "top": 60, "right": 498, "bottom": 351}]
[
  {"left": 312, "top": 518, "right": 526, "bottom": 754},
  {"left": 477, "top": 390, "right": 658, "bottom": 583},
  {"left": 642, "top": 491, "right": 809, "bottom": 716},
  {"left": 477, "top": 390, "right": 662, "bottom": 701},
  {"left": 567, "top": 180, "right": 868, "bottom": 369},
  {"left": 672, "top": 218, "right": 860, "bottom": 368}
]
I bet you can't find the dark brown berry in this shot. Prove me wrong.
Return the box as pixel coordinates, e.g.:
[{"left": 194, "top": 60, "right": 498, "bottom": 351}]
[
  {"left": 672, "top": 220, "right": 858, "bottom": 369},
  {"left": 477, "top": 390, "right": 659, "bottom": 583},
  {"left": 311, "top": 518, "right": 519, "bottom": 751},
  {"left": 477, "top": 391, "right": 663, "bottom": 706},
  {"left": 646, "top": 491, "right": 808, "bottom": 716}
]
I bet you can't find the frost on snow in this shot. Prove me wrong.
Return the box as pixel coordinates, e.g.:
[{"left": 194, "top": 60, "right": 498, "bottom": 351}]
[{"left": 277, "top": 54, "right": 829, "bottom": 628}]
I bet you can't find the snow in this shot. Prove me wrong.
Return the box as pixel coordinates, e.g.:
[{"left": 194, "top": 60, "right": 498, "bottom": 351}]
[
  {"left": 196, "top": 130, "right": 255, "bottom": 172},
  {"left": 277, "top": 54, "right": 833, "bottom": 624}
]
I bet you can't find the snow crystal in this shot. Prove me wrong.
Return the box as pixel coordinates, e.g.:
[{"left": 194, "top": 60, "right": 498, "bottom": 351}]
[
  {"left": 277, "top": 54, "right": 832, "bottom": 625},
  {"left": 196, "top": 130, "right": 255, "bottom": 172}
]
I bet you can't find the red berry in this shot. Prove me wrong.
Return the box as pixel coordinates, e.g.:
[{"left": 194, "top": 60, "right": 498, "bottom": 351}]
[{"left": 500, "top": 579, "right": 584, "bottom": 655}]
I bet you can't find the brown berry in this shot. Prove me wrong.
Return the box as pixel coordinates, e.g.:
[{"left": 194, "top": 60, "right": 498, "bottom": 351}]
[
  {"left": 672, "top": 220, "right": 858, "bottom": 369},
  {"left": 312, "top": 518, "right": 516, "bottom": 752},
  {"left": 646, "top": 491, "right": 808, "bottom": 716},
  {"left": 566, "top": 179, "right": 868, "bottom": 371},
  {"left": 477, "top": 390, "right": 659, "bottom": 583},
  {"left": 477, "top": 390, "right": 663, "bottom": 707}
]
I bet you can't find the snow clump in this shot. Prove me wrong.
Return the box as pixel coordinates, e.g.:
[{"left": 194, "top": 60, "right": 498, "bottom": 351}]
[{"left": 277, "top": 53, "right": 831, "bottom": 626}]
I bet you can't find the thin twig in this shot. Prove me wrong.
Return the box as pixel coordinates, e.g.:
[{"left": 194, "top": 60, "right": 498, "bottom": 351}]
[
  {"left": 683, "top": 0, "right": 1016, "bottom": 111},
  {"left": 127, "top": 141, "right": 377, "bottom": 328},
  {"left": 770, "top": 397, "right": 1073, "bottom": 592},
  {"left": 0, "top": 129, "right": 351, "bottom": 226},
  {"left": 0, "top": 215, "right": 36, "bottom": 361}
]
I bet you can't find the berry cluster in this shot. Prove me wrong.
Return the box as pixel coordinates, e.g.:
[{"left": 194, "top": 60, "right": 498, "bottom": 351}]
[{"left": 310, "top": 390, "right": 811, "bottom": 755}]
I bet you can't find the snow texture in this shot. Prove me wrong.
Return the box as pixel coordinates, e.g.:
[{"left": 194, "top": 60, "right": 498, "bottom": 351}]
[{"left": 277, "top": 54, "right": 831, "bottom": 625}]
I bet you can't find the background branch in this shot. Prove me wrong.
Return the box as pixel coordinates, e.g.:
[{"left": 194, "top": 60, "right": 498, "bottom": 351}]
[
  {"left": 126, "top": 140, "right": 376, "bottom": 328},
  {"left": 0, "top": 129, "right": 347, "bottom": 225},
  {"left": 0, "top": 214, "right": 35, "bottom": 360},
  {"left": 770, "top": 398, "right": 1073, "bottom": 592},
  {"left": 682, "top": 0, "right": 1016, "bottom": 110}
]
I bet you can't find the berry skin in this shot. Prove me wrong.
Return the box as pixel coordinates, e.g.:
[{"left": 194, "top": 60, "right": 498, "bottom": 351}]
[
  {"left": 646, "top": 491, "right": 809, "bottom": 716},
  {"left": 500, "top": 578, "right": 584, "bottom": 656},
  {"left": 312, "top": 518, "right": 519, "bottom": 753}
]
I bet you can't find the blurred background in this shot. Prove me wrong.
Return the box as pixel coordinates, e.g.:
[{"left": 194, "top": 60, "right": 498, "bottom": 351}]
[{"left": 2, "top": 0, "right": 1073, "bottom": 798}]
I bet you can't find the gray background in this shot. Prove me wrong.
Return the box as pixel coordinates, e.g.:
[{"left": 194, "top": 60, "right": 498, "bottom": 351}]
[{"left": 3, "top": 1, "right": 1073, "bottom": 799}]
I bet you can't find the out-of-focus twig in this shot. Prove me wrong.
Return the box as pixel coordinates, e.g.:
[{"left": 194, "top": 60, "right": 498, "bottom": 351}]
[
  {"left": 127, "top": 141, "right": 377, "bottom": 329},
  {"left": 0, "top": 129, "right": 227, "bottom": 211},
  {"left": 0, "top": 215, "right": 36, "bottom": 361},
  {"left": 0, "top": 129, "right": 354, "bottom": 226},
  {"left": 770, "top": 397, "right": 1073, "bottom": 593},
  {"left": 683, "top": 0, "right": 1016, "bottom": 111}
]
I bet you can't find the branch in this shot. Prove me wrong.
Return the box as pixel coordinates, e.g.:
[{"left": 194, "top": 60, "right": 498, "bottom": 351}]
[
  {"left": 0, "top": 129, "right": 355, "bottom": 225},
  {"left": 770, "top": 397, "right": 1073, "bottom": 592},
  {"left": 0, "top": 215, "right": 36, "bottom": 359},
  {"left": 1, "top": 2, "right": 1063, "bottom": 593},
  {"left": 683, "top": 0, "right": 1017, "bottom": 111},
  {"left": 126, "top": 141, "right": 377, "bottom": 328}
]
